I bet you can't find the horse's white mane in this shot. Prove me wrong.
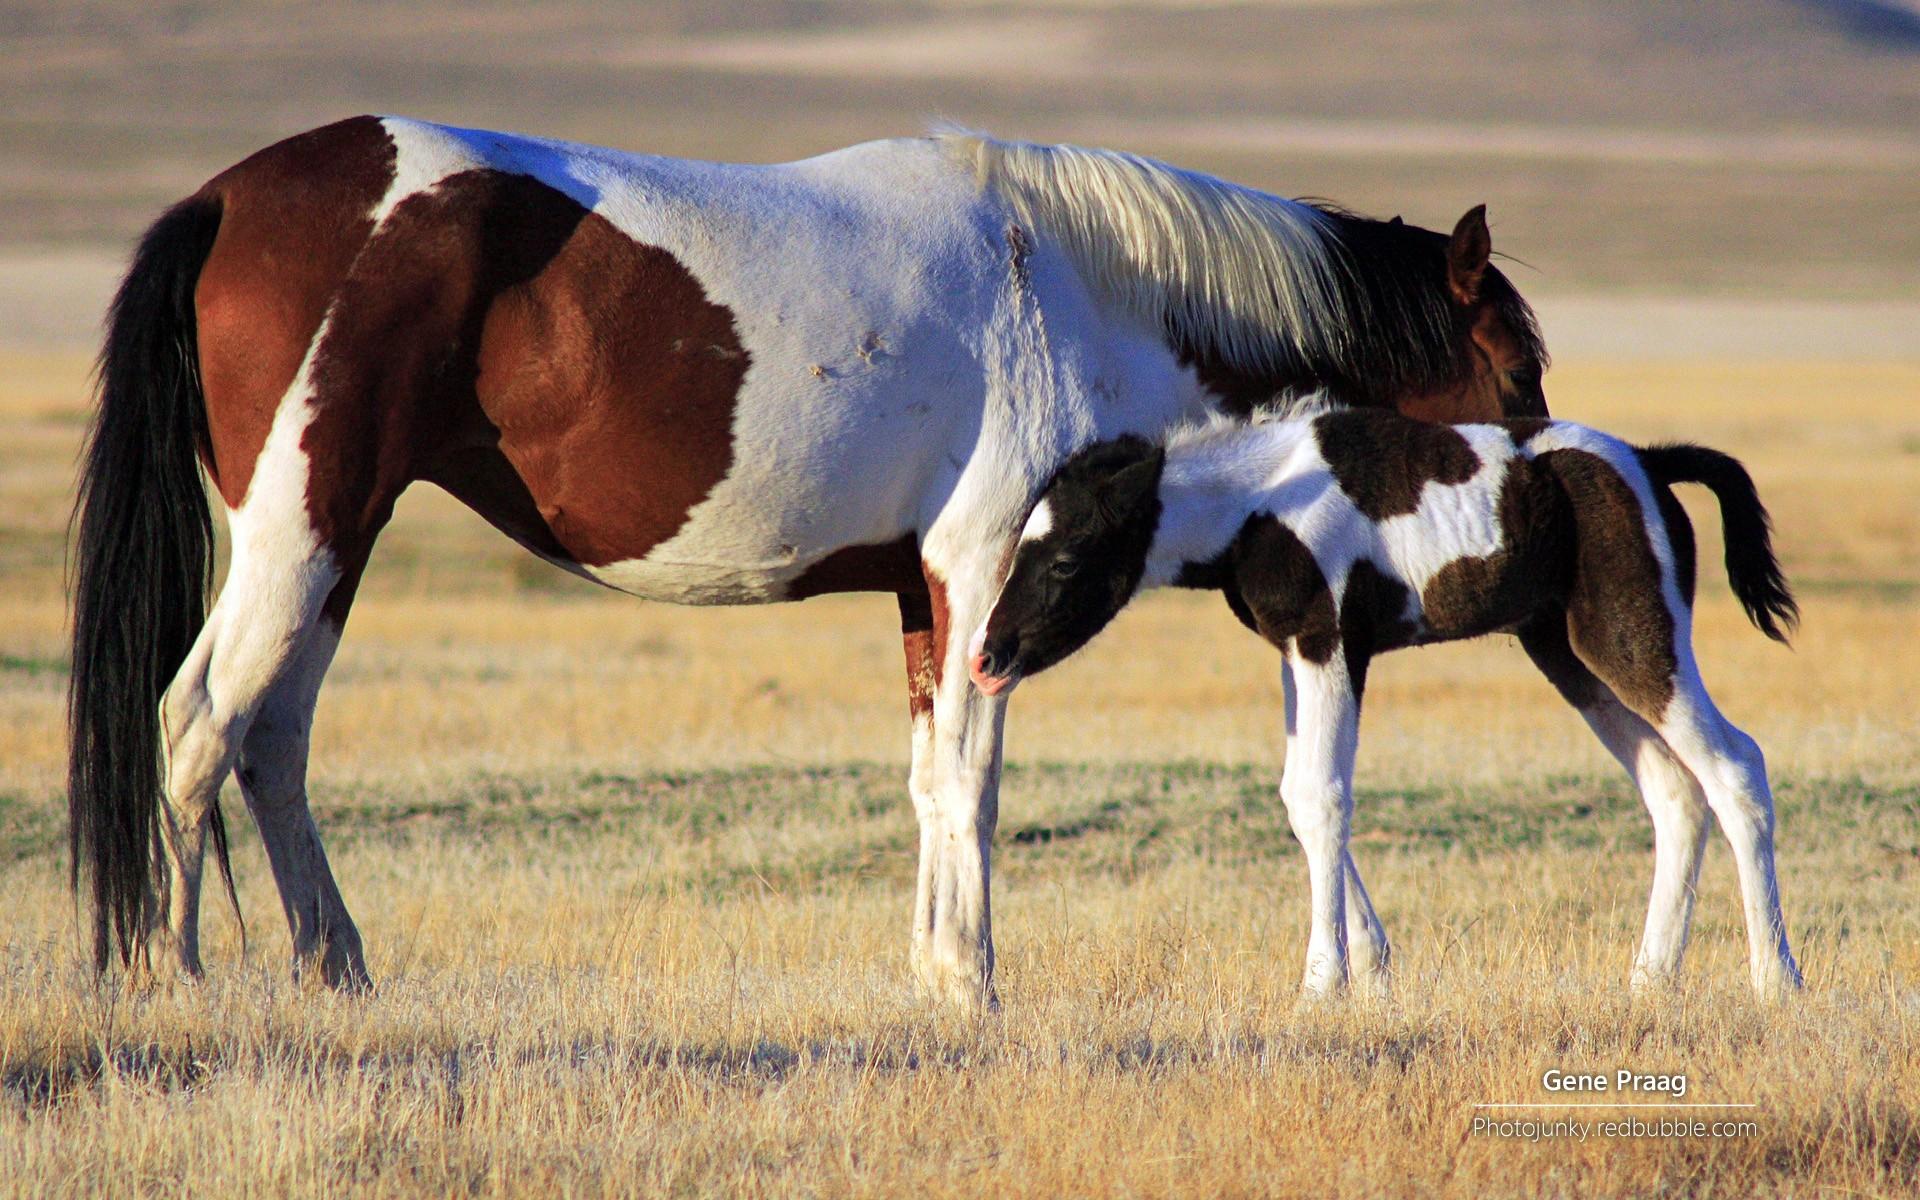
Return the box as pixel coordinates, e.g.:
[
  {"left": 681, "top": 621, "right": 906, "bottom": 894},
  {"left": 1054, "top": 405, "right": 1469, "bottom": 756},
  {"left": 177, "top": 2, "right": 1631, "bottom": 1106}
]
[{"left": 935, "top": 128, "right": 1353, "bottom": 382}]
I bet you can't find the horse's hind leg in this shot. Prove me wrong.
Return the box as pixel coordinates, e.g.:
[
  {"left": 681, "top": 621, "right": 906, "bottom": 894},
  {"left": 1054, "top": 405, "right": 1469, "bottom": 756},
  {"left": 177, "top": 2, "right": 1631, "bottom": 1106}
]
[
  {"left": 154, "top": 506, "right": 343, "bottom": 978},
  {"left": 1520, "top": 616, "right": 1710, "bottom": 991},
  {"left": 231, "top": 558, "right": 372, "bottom": 988}
]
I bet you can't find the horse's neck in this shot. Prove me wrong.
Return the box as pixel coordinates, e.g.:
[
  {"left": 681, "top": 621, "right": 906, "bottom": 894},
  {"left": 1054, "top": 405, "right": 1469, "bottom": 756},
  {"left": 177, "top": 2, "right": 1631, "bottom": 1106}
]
[{"left": 1143, "top": 422, "right": 1312, "bottom": 587}]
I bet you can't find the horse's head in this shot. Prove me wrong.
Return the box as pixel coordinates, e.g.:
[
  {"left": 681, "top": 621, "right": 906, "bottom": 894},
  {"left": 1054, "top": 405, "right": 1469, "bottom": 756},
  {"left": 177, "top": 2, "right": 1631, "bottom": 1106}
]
[
  {"left": 968, "top": 437, "right": 1165, "bottom": 696},
  {"left": 1397, "top": 205, "right": 1549, "bottom": 422}
]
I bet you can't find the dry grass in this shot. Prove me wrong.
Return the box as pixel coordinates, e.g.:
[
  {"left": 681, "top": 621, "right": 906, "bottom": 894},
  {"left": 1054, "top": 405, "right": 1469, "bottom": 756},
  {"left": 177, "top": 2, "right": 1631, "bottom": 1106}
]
[{"left": 2, "top": 355, "right": 1918, "bottom": 1196}]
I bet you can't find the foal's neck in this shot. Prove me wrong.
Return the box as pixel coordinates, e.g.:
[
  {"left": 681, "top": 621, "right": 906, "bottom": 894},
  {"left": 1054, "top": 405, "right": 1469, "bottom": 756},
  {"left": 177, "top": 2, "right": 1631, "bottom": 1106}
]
[{"left": 1142, "top": 419, "right": 1320, "bottom": 588}]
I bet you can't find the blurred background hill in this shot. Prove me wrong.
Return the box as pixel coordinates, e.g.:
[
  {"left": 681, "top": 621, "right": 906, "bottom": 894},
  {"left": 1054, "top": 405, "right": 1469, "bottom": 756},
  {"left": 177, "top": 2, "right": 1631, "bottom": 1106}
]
[{"left": 3, "top": 0, "right": 1916, "bottom": 353}]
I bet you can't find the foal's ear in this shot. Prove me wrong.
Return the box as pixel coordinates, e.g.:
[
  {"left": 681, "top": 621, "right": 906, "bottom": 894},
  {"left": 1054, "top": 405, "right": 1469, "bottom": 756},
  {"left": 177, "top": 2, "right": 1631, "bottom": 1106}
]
[
  {"left": 1097, "top": 447, "right": 1165, "bottom": 521},
  {"left": 1446, "top": 204, "right": 1491, "bottom": 306}
]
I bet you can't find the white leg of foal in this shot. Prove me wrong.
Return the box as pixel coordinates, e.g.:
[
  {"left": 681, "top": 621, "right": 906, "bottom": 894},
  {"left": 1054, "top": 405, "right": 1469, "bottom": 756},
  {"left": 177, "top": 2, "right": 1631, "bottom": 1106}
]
[
  {"left": 156, "top": 534, "right": 340, "bottom": 978},
  {"left": 1297, "top": 651, "right": 1392, "bottom": 994},
  {"left": 1343, "top": 853, "right": 1391, "bottom": 996},
  {"left": 1577, "top": 695, "right": 1712, "bottom": 993},
  {"left": 235, "top": 618, "right": 368, "bottom": 988},
  {"left": 1280, "top": 658, "right": 1360, "bottom": 1000},
  {"left": 1656, "top": 672, "right": 1801, "bottom": 1000}
]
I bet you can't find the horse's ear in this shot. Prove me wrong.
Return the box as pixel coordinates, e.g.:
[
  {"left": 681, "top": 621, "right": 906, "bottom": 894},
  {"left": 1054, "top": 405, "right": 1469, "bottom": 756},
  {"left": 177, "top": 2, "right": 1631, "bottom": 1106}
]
[
  {"left": 1388, "top": 214, "right": 1404, "bottom": 227},
  {"left": 1446, "top": 204, "right": 1490, "bottom": 305}
]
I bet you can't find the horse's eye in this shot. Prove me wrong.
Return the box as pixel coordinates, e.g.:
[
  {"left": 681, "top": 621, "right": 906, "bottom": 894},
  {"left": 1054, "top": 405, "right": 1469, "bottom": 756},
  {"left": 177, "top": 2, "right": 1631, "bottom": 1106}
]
[{"left": 1049, "top": 558, "right": 1081, "bottom": 580}]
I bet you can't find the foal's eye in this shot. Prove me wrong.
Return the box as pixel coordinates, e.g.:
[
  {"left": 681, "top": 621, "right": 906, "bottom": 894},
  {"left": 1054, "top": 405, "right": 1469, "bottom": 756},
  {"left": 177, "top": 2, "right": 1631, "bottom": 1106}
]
[{"left": 1049, "top": 558, "right": 1081, "bottom": 580}]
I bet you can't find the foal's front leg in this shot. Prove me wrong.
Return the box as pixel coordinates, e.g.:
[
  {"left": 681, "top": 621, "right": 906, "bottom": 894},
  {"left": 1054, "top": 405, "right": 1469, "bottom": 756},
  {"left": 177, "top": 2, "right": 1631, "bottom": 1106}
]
[
  {"left": 1279, "top": 654, "right": 1363, "bottom": 999},
  {"left": 1284, "top": 662, "right": 1390, "bottom": 995}
]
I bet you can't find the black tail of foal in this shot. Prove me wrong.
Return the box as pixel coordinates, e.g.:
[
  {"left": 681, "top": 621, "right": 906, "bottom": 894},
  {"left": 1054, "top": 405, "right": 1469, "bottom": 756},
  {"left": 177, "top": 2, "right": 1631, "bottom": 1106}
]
[
  {"left": 1638, "top": 442, "right": 1798, "bottom": 644},
  {"left": 68, "top": 193, "right": 240, "bottom": 970}
]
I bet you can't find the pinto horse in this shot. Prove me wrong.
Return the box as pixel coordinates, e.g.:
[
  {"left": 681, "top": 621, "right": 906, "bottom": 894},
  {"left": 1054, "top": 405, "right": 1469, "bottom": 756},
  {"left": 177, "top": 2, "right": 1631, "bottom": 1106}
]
[
  {"left": 969, "top": 411, "right": 1802, "bottom": 1000},
  {"left": 69, "top": 117, "right": 1548, "bottom": 1005}
]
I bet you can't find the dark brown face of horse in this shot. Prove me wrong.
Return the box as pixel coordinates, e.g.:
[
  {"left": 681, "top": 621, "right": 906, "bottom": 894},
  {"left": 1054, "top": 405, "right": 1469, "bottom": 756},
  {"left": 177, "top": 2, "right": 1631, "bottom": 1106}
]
[{"left": 1397, "top": 206, "right": 1549, "bottom": 423}]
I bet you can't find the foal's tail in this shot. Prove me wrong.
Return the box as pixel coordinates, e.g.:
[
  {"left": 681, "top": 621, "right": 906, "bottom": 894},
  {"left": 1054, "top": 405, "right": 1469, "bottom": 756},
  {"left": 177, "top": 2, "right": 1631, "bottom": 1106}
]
[
  {"left": 1638, "top": 443, "right": 1798, "bottom": 644},
  {"left": 69, "top": 193, "right": 237, "bottom": 970}
]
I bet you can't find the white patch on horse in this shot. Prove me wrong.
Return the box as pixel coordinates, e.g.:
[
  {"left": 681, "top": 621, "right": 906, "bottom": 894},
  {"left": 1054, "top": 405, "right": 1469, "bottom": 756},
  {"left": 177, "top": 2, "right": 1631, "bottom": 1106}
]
[{"left": 372, "top": 118, "right": 484, "bottom": 227}]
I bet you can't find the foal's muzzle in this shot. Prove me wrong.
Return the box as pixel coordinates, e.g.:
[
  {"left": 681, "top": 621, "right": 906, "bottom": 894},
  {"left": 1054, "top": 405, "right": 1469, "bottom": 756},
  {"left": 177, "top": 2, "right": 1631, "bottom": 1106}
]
[{"left": 968, "top": 634, "right": 1021, "bottom": 696}]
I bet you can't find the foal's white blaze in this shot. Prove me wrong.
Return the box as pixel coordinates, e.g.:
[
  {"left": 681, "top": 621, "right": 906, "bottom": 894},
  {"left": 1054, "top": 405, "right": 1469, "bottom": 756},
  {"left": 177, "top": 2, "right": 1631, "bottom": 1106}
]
[{"left": 1020, "top": 498, "right": 1055, "bottom": 544}]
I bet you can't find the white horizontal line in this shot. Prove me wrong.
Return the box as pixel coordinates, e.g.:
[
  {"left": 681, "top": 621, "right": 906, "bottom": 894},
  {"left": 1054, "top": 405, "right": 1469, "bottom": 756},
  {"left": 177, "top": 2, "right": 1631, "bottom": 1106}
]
[{"left": 1474, "top": 1103, "right": 1756, "bottom": 1109}]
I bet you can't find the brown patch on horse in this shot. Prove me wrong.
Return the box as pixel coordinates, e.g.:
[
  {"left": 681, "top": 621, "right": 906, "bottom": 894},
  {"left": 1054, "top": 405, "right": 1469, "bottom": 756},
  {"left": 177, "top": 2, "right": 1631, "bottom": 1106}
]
[
  {"left": 194, "top": 116, "right": 396, "bottom": 508},
  {"left": 923, "top": 564, "right": 952, "bottom": 689},
  {"left": 786, "top": 534, "right": 924, "bottom": 600},
  {"left": 896, "top": 588, "right": 937, "bottom": 721},
  {"left": 296, "top": 168, "right": 748, "bottom": 566},
  {"left": 1535, "top": 448, "right": 1679, "bottom": 720},
  {"left": 1229, "top": 515, "right": 1339, "bottom": 664},
  {"left": 1337, "top": 559, "right": 1417, "bottom": 695},
  {"left": 1313, "top": 410, "right": 1482, "bottom": 521},
  {"left": 1420, "top": 459, "right": 1573, "bottom": 639}
]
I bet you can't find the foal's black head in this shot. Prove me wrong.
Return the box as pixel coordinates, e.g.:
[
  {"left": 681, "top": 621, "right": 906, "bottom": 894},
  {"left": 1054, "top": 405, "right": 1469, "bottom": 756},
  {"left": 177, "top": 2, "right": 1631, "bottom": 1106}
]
[{"left": 970, "top": 437, "right": 1165, "bottom": 695}]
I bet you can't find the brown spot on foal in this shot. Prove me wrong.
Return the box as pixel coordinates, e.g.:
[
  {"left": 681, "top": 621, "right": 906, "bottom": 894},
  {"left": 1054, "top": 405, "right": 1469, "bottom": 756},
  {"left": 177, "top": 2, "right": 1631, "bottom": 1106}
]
[
  {"left": 1338, "top": 560, "right": 1417, "bottom": 695},
  {"left": 1230, "top": 516, "right": 1340, "bottom": 665},
  {"left": 1535, "top": 448, "right": 1680, "bottom": 719},
  {"left": 1420, "top": 458, "right": 1573, "bottom": 638},
  {"left": 1312, "top": 410, "right": 1482, "bottom": 521}
]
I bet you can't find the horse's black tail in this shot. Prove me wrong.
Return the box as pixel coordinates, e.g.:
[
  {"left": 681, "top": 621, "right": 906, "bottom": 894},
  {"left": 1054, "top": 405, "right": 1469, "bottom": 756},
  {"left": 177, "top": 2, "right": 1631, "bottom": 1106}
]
[
  {"left": 1638, "top": 442, "right": 1798, "bottom": 644},
  {"left": 69, "top": 192, "right": 237, "bottom": 970}
]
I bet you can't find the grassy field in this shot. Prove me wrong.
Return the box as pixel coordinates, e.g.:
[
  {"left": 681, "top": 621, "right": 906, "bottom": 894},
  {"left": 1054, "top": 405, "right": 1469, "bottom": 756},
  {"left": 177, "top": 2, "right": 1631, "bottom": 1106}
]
[{"left": 2, "top": 355, "right": 1918, "bottom": 1196}]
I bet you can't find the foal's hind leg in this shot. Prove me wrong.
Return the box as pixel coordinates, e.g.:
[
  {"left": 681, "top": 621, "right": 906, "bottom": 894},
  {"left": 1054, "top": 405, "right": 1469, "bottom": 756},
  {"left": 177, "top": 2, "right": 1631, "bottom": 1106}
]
[
  {"left": 1567, "top": 612, "right": 1801, "bottom": 1000},
  {"left": 1649, "top": 665, "right": 1801, "bottom": 999},
  {"left": 1521, "top": 618, "right": 1710, "bottom": 992}
]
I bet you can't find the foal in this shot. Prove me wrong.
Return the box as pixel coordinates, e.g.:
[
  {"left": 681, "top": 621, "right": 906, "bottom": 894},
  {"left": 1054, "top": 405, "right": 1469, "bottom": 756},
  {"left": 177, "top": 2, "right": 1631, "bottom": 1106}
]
[{"left": 968, "top": 408, "right": 1803, "bottom": 1000}]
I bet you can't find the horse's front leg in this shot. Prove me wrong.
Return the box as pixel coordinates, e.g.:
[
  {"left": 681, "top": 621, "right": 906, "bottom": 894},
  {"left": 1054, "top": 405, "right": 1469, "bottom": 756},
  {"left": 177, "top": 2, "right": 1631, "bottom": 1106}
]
[
  {"left": 896, "top": 591, "right": 943, "bottom": 987},
  {"left": 910, "top": 558, "right": 1013, "bottom": 1010}
]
